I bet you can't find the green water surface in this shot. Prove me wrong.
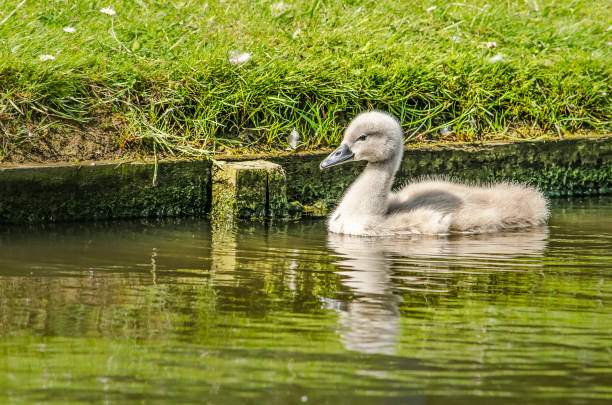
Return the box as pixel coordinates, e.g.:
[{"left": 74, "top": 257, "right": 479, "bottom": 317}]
[{"left": 1, "top": 198, "right": 611, "bottom": 404}]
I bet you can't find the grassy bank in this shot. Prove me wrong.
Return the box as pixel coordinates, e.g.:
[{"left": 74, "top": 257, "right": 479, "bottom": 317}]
[{"left": 0, "top": 0, "right": 610, "bottom": 163}]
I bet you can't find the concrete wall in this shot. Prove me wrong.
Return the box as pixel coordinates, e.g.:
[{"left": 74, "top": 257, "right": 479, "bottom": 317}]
[
  {"left": 0, "top": 161, "right": 210, "bottom": 223},
  {"left": 1, "top": 137, "right": 610, "bottom": 223}
]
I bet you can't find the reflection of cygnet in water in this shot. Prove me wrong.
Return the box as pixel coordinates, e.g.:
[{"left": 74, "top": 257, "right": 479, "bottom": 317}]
[
  {"left": 327, "top": 228, "right": 548, "bottom": 355},
  {"left": 403, "top": 227, "right": 549, "bottom": 260},
  {"left": 327, "top": 235, "right": 401, "bottom": 355}
]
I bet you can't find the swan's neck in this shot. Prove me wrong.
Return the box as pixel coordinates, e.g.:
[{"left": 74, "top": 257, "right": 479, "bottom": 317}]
[{"left": 336, "top": 159, "right": 398, "bottom": 216}]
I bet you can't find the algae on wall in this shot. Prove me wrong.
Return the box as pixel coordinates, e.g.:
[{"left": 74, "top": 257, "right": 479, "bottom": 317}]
[
  {"left": 396, "top": 137, "right": 612, "bottom": 197},
  {"left": 271, "top": 137, "right": 612, "bottom": 208},
  {"left": 0, "top": 161, "right": 210, "bottom": 223},
  {"left": 0, "top": 137, "right": 609, "bottom": 223}
]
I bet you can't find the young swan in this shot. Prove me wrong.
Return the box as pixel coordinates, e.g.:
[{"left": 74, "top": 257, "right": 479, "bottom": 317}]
[{"left": 320, "top": 111, "right": 549, "bottom": 236}]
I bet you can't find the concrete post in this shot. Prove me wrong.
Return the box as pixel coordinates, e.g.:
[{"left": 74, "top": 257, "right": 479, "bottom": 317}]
[{"left": 211, "top": 160, "right": 288, "bottom": 229}]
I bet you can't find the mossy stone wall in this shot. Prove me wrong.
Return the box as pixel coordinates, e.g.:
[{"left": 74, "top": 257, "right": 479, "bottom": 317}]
[
  {"left": 0, "top": 137, "right": 609, "bottom": 224},
  {"left": 269, "top": 136, "right": 611, "bottom": 206},
  {"left": 0, "top": 161, "right": 209, "bottom": 223}
]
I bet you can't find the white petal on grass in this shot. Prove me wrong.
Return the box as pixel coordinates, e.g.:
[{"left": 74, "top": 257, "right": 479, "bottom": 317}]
[
  {"left": 272, "top": 2, "right": 287, "bottom": 15},
  {"left": 63, "top": 26, "right": 76, "bottom": 33},
  {"left": 426, "top": 6, "right": 437, "bottom": 12},
  {"left": 438, "top": 126, "right": 452, "bottom": 136},
  {"left": 486, "top": 41, "right": 497, "bottom": 48},
  {"left": 488, "top": 54, "right": 505, "bottom": 63},
  {"left": 287, "top": 128, "right": 301, "bottom": 150},
  {"left": 229, "top": 51, "right": 251, "bottom": 65},
  {"left": 39, "top": 54, "right": 55, "bottom": 61},
  {"left": 100, "top": 7, "right": 116, "bottom": 16},
  {"left": 292, "top": 28, "right": 301, "bottom": 39}
]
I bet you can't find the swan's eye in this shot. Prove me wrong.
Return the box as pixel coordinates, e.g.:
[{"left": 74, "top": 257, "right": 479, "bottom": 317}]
[{"left": 356, "top": 134, "right": 367, "bottom": 142}]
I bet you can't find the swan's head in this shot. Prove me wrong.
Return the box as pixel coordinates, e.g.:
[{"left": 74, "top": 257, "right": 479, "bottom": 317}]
[{"left": 320, "top": 111, "right": 403, "bottom": 170}]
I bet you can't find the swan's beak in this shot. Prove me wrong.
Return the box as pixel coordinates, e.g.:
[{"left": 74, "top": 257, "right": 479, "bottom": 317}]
[{"left": 320, "top": 144, "right": 354, "bottom": 170}]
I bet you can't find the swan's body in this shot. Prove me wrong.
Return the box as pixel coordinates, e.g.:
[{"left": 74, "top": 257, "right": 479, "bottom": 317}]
[{"left": 320, "top": 111, "right": 549, "bottom": 236}]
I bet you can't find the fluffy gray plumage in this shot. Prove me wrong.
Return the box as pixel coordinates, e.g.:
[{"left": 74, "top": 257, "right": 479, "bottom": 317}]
[{"left": 322, "top": 111, "right": 549, "bottom": 236}]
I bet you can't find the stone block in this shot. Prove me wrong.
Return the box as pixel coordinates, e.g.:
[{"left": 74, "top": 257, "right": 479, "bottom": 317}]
[
  {"left": 0, "top": 160, "right": 209, "bottom": 223},
  {"left": 211, "top": 160, "right": 288, "bottom": 229}
]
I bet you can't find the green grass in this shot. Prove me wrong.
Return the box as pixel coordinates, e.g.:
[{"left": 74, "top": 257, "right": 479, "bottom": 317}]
[{"left": 0, "top": 0, "right": 610, "bottom": 161}]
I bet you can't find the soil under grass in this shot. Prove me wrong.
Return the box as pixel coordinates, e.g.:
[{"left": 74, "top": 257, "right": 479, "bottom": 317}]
[{"left": 0, "top": 0, "right": 610, "bottom": 164}]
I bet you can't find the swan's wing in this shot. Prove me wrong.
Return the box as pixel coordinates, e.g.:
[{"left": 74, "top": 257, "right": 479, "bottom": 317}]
[
  {"left": 384, "top": 208, "right": 452, "bottom": 235},
  {"left": 387, "top": 189, "right": 463, "bottom": 215}
]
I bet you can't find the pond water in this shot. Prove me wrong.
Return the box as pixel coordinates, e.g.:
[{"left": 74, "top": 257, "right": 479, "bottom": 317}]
[{"left": 1, "top": 197, "right": 611, "bottom": 404}]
